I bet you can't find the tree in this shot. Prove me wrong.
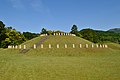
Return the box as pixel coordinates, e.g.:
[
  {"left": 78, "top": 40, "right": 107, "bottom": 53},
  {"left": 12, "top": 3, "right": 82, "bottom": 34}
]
[
  {"left": 0, "top": 21, "right": 5, "bottom": 31},
  {"left": 80, "top": 28, "right": 99, "bottom": 43},
  {"left": 23, "top": 32, "right": 39, "bottom": 40},
  {"left": 70, "top": 25, "right": 78, "bottom": 34},
  {"left": 0, "top": 21, "right": 6, "bottom": 47},
  {"left": 41, "top": 28, "right": 47, "bottom": 34},
  {"left": 1, "top": 29, "right": 26, "bottom": 48},
  {"left": 95, "top": 30, "right": 120, "bottom": 44},
  {"left": 7, "top": 26, "right": 12, "bottom": 30},
  {"left": 0, "top": 20, "right": 26, "bottom": 48}
]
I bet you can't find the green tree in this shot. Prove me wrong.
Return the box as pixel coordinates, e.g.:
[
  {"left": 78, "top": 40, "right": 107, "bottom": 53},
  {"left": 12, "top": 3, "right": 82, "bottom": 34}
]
[
  {"left": 23, "top": 32, "right": 39, "bottom": 40},
  {"left": 70, "top": 25, "right": 78, "bottom": 34},
  {"left": 95, "top": 30, "right": 120, "bottom": 44},
  {"left": 2, "top": 29, "right": 26, "bottom": 47},
  {"left": 41, "top": 28, "right": 47, "bottom": 34},
  {"left": 7, "top": 26, "right": 12, "bottom": 30},
  {"left": 80, "top": 28, "right": 99, "bottom": 43},
  {"left": 0, "top": 21, "right": 27, "bottom": 48},
  {"left": 0, "top": 21, "right": 5, "bottom": 31},
  {"left": 0, "top": 21, "right": 6, "bottom": 47}
]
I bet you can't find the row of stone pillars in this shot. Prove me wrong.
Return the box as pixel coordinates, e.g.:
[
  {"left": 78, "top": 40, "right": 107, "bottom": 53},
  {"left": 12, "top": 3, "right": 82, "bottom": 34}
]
[
  {"left": 40, "top": 44, "right": 108, "bottom": 48},
  {"left": 53, "top": 33, "right": 76, "bottom": 36},
  {"left": 40, "top": 33, "right": 76, "bottom": 36},
  {"left": 8, "top": 44, "right": 108, "bottom": 49}
]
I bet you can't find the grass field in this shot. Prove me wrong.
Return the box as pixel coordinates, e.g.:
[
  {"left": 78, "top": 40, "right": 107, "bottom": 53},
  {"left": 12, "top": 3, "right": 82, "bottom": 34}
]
[{"left": 0, "top": 36, "right": 120, "bottom": 80}]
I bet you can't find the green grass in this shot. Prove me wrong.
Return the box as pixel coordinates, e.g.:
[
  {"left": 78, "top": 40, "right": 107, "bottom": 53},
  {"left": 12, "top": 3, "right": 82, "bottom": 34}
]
[
  {"left": 0, "top": 36, "right": 120, "bottom": 80},
  {"left": 20, "top": 36, "right": 45, "bottom": 49},
  {"left": 0, "top": 51, "right": 120, "bottom": 80},
  {"left": 26, "top": 36, "right": 119, "bottom": 56},
  {"left": 42, "top": 35, "right": 93, "bottom": 48}
]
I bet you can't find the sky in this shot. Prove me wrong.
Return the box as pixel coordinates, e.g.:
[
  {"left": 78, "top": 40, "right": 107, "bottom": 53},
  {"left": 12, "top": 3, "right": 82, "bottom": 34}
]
[{"left": 0, "top": 0, "right": 120, "bottom": 33}]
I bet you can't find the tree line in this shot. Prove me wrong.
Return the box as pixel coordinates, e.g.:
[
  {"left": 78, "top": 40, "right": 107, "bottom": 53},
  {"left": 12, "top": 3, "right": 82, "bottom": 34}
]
[
  {"left": 0, "top": 21, "right": 39, "bottom": 48},
  {"left": 71, "top": 25, "right": 120, "bottom": 44},
  {"left": 41, "top": 25, "right": 120, "bottom": 44}
]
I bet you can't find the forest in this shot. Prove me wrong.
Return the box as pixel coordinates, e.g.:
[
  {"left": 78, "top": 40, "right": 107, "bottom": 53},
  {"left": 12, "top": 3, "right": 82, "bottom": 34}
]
[{"left": 0, "top": 21, "right": 39, "bottom": 48}]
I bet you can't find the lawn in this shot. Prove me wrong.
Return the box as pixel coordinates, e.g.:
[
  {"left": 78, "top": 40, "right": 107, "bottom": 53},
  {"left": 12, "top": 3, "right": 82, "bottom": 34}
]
[
  {"left": 0, "top": 36, "right": 120, "bottom": 80},
  {"left": 0, "top": 49, "right": 120, "bottom": 80}
]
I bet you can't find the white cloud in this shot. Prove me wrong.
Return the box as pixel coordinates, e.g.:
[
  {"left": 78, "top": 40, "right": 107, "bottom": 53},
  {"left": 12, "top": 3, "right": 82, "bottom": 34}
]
[
  {"left": 9, "top": 0, "right": 51, "bottom": 17},
  {"left": 30, "top": 0, "right": 45, "bottom": 12},
  {"left": 9, "top": 0, "right": 48, "bottom": 13},
  {"left": 10, "top": 0, "right": 24, "bottom": 9}
]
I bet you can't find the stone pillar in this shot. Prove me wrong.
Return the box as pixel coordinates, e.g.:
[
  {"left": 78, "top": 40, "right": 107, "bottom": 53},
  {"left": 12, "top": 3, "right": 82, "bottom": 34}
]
[
  {"left": 105, "top": 45, "right": 108, "bottom": 48},
  {"left": 15, "top": 45, "right": 18, "bottom": 49},
  {"left": 54, "top": 33, "right": 56, "bottom": 36},
  {"left": 59, "top": 33, "right": 60, "bottom": 35},
  {"left": 41, "top": 44, "right": 43, "bottom": 48},
  {"left": 57, "top": 44, "right": 59, "bottom": 48},
  {"left": 8, "top": 46, "right": 12, "bottom": 49},
  {"left": 34, "top": 44, "right": 36, "bottom": 49},
  {"left": 85, "top": 44, "right": 88, "bottom": 48},
  {"left": 64, "top": 33, "right": 66, "bottom": 36},
  {"left": 68, "top": 33, "right": 70, "bottom": 36},
  {"left": 65, "top": 44, "right": 67, "bottom": 48},
  {"left": 24, "top": 45, "right": 26, "bottom": 49},
  {"left": 96, "top": 44, "right": 99, "bottom": 48},
  {"left": 19, "top": 45, "right": 22, "bottom": 49},
  {"left": 103, "top": 44, "right": 105, "bottom": 48},
  {"left": 73, "top": 44, "right": 75, "bottom": 48},
  {"left": 67, "top": 33, "right": 69, "bottom": 35},
  {"left": 49, "top": 44, "right": 51, "bottom": 48},
  {"left": 13, "top": 46, "right": 15, "bottom": 49},
  {"left": 67, "top": 33, "right": 69, "bottom": 36},
  {"left": 80, "top": 44, "right": 82, "bottom": 48},
  {"left": 100, "top": 44, "right": 102, "bottom": 48},
  {"left": 66, "top": 33, "right": 68, "bottom": 36},
  {"left": 92, "top": 44, "right": 94, "bottom": 48}
]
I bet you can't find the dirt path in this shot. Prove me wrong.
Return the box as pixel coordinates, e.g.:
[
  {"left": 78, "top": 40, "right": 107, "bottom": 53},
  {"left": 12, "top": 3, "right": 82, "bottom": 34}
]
[{"left": 20, "top": 36, "right": 49, "bottom": 54}]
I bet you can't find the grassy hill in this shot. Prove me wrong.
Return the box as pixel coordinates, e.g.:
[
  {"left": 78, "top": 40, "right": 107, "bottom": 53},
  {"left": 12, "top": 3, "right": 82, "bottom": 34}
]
[
  {"left": 0, "top": 36, "right": 120, "bottom": 80},
  {"left": 24, "top": 36, "right": 120, "bottom": 56}
]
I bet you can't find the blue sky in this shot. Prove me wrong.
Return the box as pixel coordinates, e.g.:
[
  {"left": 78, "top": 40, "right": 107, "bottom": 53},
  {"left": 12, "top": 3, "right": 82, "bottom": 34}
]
[{"left": 0, "top": 0, "right": 120, "bottom": 33}]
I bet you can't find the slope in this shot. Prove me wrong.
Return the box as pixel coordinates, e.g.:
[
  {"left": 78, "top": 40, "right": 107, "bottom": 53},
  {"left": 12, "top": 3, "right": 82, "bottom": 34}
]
[
  {"left": 26, "top": 35, "right": 120, "bottom": 56},
  {"left": 0, "top": 35, "right": 120, "bottom": 80}
]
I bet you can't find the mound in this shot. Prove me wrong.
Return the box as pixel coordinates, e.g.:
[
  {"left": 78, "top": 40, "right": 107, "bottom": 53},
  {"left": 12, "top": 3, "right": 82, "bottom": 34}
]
[
  {"left": 0, "top": 36, "right": 120, "bottom": 80},
  {"left": 17, "top": 35, "right": 119, "bottom": 56}
]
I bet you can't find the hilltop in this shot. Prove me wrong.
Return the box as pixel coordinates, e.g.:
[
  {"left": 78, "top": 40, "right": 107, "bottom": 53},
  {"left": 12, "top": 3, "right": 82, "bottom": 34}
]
[{"left": 108, "top": 28, "right": 120, "bottom": 33}]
